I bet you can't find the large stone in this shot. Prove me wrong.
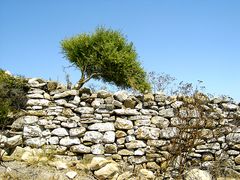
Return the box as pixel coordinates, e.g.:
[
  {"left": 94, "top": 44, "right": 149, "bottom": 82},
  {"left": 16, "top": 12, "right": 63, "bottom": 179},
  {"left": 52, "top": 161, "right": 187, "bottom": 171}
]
[
  {"left": 65, "top": 171, "right": 77, "bottom": 179},
  {"left": 118, "top": 149, "right": 134, "bottom": 156},
  {"left": 91, "top": 98, "right": 104, "bottom": 108},
  {"left": 159, "top": 108, "right": 175, "bottom": 118},
  {"left": 125, "top": 140, "right": 146, "bottom": 149},
  {"left": 113, "top": 109, "right": 140, "bottom": 116},
  {"left": 89, "top": 157, "right": 110, "bottom": 170},
  {"left": 6, "top": 135, "right": 22, "bottom": 147},
  {"left": 27, "top": 93, "right": 44, "bottom": 99},
  {"left": 159, "top": 127, "right": 179, "bottom": 139},
  {"left": 25, "top": 137, "right": 46, "bottom": 147},
  {"left": 75, "top": 107, "right": 94, "bottom": 114},
  {"left": 51, "top": 128, "right": 69, "bottom": 136},
  {"left": 185, "top": 169, "right": 212, "bottom": 180},
  {"left": 23, "top": 126, "right": 42, "bottom": 137},
  {"left": 222, "top": 103, "right": 238, "bottom": 111},
  {"left": 61, "top": 121, "right": 78, "bottom": 128},
  {"left": 70, "top": 144, "right": 91, "bottom": 153},
  {"left": 105, "top": 144, "right": 117, "bottom": 154},
  {"left": 11, "top": 117, "right": 25, "bottom": 130},
  {"left": 144, "top": 93, "right": 154, "bottom": 101},
  {"left": 88, "top": 122, "right": 115, "bottom": 132},
  {"left": 114, "top": 91, "right": 128, "bottom": 102},
  {"left": 94, "top": 163, "right": 119, "bottom": 180},
  {"left": 59, "top": 136, "right": 80, "bottom": 146},
  {"left": 69, "top": 127, "right": 86, "bottom": 137},
  {"left": 135, "top": 127, "right": 160, "bottom": 140},
  {"left": 226, "top": 133, "right": 240, "bottom": 143},
  {"left": 53, "top": 90, "right": 78, "bottom": 99},
  {"left": 139, "top": 169, "right": 155, "bottom": 179},
  {"left": 26, "top": 99, "right": 50, "bottom": 107},
  {"left": 124, "top": 98, "right": 137, "bottom": 109},
  {"left": 115, "top": 118, "right": 133, "bottom": 130},
  {"left": 82, "top": 131, "right": 103, "bottom": 143},
  {"left": 24, "top": 116, "right": 38, "bottom": 125},
  {"left": 103, "top": 131, "right": 116, "bottom": 143},
  {"left": 151, "top": 116, "right": 169, "bottom": 128},
  {"left": 97, "top": 90, "right": 112, "bottom": 98},
  {"left": 48, "top": 136, "right": 59, "bottom": 145},
  {"left": 91, "top": 144, "right": 105, "bottom": 155}
]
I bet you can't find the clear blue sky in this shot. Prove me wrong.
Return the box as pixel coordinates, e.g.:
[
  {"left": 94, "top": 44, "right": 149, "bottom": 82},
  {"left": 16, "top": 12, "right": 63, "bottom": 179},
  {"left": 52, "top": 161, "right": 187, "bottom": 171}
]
[{"left": 1, "top": 0, "right": 240, "bottom": 101}]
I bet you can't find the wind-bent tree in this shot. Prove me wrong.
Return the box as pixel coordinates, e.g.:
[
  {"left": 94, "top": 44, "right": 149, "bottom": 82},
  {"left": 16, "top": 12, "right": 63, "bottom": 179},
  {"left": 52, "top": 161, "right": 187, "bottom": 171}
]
[{"left": 61, "top": 27, "right": 151, "bottom": 93}]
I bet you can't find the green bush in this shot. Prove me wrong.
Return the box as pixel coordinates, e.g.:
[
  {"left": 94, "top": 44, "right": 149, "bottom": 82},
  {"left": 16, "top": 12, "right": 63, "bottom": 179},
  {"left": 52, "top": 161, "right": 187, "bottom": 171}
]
[{"left": 0, "top": 69, "right": 29, "bottom": 129}]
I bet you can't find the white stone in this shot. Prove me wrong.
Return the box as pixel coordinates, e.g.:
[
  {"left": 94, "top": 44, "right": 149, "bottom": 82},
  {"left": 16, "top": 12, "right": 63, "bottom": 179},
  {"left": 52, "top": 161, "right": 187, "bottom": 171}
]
[
  {"left": 159, "top": 127, "right": 180, "bottom": 139},
  {"left": 185, "top": 169, "right": 212, "bottom": 180},
  {"left": 88, "top": 122, "right": 115, "bottom": 132},
  {"left": 69, "top": 127, "right": 86, "bottom": 137},
  {"left": 66, "top": 171, "right": 77, "bottom": 179},
  {"left": 91, "top": 144, "right": 104, "bottom": 155},
  {"left": 27, "top": 94, "right": 44, "bottom": 99},
  {"left": 115, "top": 118, "right": 133, "bottom": 130},
  {"left": 82, "top": 131, "right": 103, "bottom": 143},
  {"left": 171, "top": 101, "right": 184, "bottom": 108},
  {"left": 59, "top": 136, "right": 80, "bottom": 146},
  {"left": 6, "top": 135, "right": 22, "bottom": 147},
  {"left": 55, "top": 99, "right": 67, "bottom": 106},
  {"left": 23, "top": 126, "right": 42, "bottom": 137},
  {"left": 26, "top": 99, "right": 50, "bottom": 107},
  {"left": 61, "top": 121, "right": 77, "bottom": 128},
  {"left": 11, "top": 117, "right": 25, "bottom": 130},
  {"left": 125, "top": 140, "right": 146, "bottom": 149},
  {"left": 94, "top": 163, "right": 119, "bottom": 179},
  {"left": 222, "top": 103, "right": 238, "bottom": 110},
  {"left": 48, "top": 136, "right": 59, "bottom": 145},
  {"left": 139, "top": 169, "right": 155, "bottom": 179},
  {"left": 113, "top": 109, "right": 140, "bottom": 115},
  {"left": 140, "top": 109, "right": 158, "bottom": 115},
  {"left": 25, "top": 137, "right": 46, "bottom": 147},
  {"left": 70, "top": 144, "right": 91, "bottom": 153},
  {"left": 103, "top": 131, "right": 116, "bottom": 143},
  {"left": 159, "top": 108, "right": 175, "bottom": 118},
  {"left": 24, "top": 116, "right": 38, "bottom": 125},
  {"left": 91, "top": 98, "right": 103, "bottom": 108},
  {"left": 135, "top": 127, "right": 160, "bottom": 140},
  {"left": 75, "top": 107, "right": 94, "bottom": 114},
  {"left": 89, "top": 157, "right": 110, "bottom": 170},
  {"left": 51, "top": 128, "right": 68, "bottom": 136},
  {"left": 53, "top": 90, "right": 78, "bottom": 99},
  {"left": 151, "top": 116, "right": 169, "bottom": 128}
]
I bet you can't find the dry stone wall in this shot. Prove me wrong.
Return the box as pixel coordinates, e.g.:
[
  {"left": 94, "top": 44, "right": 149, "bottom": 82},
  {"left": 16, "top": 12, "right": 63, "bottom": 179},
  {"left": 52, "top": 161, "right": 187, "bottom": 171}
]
[{"left": 5, "top": 78, "right": 240, "bottom": 173}]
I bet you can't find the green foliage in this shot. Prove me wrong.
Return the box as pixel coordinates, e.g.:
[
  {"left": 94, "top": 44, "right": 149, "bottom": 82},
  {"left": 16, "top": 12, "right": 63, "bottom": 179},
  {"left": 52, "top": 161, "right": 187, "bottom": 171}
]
[
  {"left": 61, "top": 27, "right": 151, "bottom": 93},
  {"left": 0, "top": 69, "right": 28, "bottom": 129}
]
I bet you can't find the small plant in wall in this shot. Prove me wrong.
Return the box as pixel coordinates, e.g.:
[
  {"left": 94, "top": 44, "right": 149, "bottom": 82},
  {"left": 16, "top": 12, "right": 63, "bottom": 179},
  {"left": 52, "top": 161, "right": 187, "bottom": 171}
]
[{"left": 61, "top": 27, "right": 151, "bottom": 93}]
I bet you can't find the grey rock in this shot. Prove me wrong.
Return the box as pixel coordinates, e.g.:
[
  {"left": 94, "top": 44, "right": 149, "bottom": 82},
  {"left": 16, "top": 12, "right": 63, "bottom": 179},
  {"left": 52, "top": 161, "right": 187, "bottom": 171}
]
[
  {"left": 48, "top": 136, "right": 59, "bottom": 145},
  {"left": 59, "top": 136, "right": 80, "bottom": 146},
  {"left": 125, "top": 140, "right": 147, "bottom": 149},
  {"left": 226, "top": 133, "right": 240, "bottom": 143},
  {"left": 112, "top": 100, "right": 123, "bottom": 108},
  {"left": 24, "top": 116, "right": 38, "bottom": 125},
  {"left": 11, "top": 117, "right": 25, "bottom": 130},
  {"left": 185, "top": 169, "right": 212, "bottom": 180},
  {"left": 26, "top": 99, "right": 50, "bottom": 107},
  {"left": 53, "top": 90, "right": 78, "bottom": 99},
  {"left": 61, "top": 121, "right": 78, "bottom": 128},
  {"left": 159, "top": 108, "right": 174, "bottom": 117},
  {"left": 151, "top": 116, "right": 169, "bottom": 128},
  {"left": 135, "top": 127, "right": 160, "bottom": 140},
  {"left": 140, "top": 109, "right": 158, "bottom": 115},
  {"left": 114, "top": 91, "right": 128, "bottom": 102},
  {"left": 25, "top": 137, "right": 46, "bottom": 147},
  {"left": 70, "top": 144, "right": 91, "bottom": 153},
  {"left": 159, "top": 127, "right": 179, "bottom": 139},
  {"left": 97, "top": 90, "right": 112, "bottom": 98},
  {"left": 27, "top": 94, "right": 44, "bottom": 99}
]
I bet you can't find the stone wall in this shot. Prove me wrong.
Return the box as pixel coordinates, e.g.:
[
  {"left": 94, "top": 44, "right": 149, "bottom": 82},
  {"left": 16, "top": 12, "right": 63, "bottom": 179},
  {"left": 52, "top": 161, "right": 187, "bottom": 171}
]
[{"left": 4, "top": 78, "right": 240, "bottom": 174}]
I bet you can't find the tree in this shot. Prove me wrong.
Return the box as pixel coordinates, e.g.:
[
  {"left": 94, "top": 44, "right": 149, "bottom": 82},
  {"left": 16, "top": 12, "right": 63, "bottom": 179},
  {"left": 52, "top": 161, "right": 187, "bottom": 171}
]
[{"left": 61, "top": 27, "right": 151, "bottom": 93}]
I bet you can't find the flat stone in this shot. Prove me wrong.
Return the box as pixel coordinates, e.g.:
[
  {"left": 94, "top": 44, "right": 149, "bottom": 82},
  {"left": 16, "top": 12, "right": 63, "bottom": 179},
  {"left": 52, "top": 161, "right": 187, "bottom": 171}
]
[
  {"left": 69, "top": 127, "right": 86, "bottom": 137},
  {"left": 53, "top": 90, "right": 78, "bottom": 99},
  {"left": 151, "top": 116, "right": 169, "bottom": 128},
  {"left": 89, "top": 157, "right": 110, "bottom": 170},
  {"left": 159, "top": 127, "right": 179, "bottom": 139},
  {"left": 75, "top": 107, "right": 94, "bottom": 114},
  {"left": 61, "top": 121, "right": 78, "bottom": 128},
  {"left": 134, "top": 119, "right": 151, "bottom": 126},
  {"left": 25, "top": 137, "right": 46, "bottom": 147},
  {"left": 159, "top": 108, "right": 175, "bottom": 118},
  {"left": 51, "top": 128, "right": 69, "bottom": 136},
  {"left": 26, "top": 99, "right": 50, "bottom": 107},
  {"left": 94, "top": 163, "right": 119, "bottom": 179},
  {"left": 222, "top": 103, "right": 238, "bottom": 111},
  {"left": 226, "top": 133, "right": 240, "bottom": 143},
  {"left": 125, "top": 140, "right": 147, "bottom": 149},
  {"left": 113, "top": 109, "right": 140, "bottom": 116},
  {"left": 59, "top": 136, "right": 80, "bottom": 146},
  {"left": 135, "top": 127, "right": 160, "bottom": 140},
  {"left": 115, "top": 118, "right": 133, "bottom": 130},
  {"left": 140, "top": 109, "right": 158, "bottom": 115},
  {"left": 23, "top": 126, "right": 42, "bottom": 138},
  {"left": 70, "top": 144, "right": 91, "bottom": 153},
  {"left": 24, "top": 116, "right": 38, "bottom": 125},
  {"left": 97, "top": 90, "right": 112, "bottom": 98},
  {"left": 5, "top": 135, "right": 22, "bottom": 147},
  {"left": 114, "top": 91, "right": 128, "bottom": 102},
  {"left": 118, "top": 149, "right": 134, "bottom": 156},
  {"left": 88, "top": 122, "right": 115, "bottom": 132},
  {"left": 82, "top": 131, "right": 103, "bottom": 143}
]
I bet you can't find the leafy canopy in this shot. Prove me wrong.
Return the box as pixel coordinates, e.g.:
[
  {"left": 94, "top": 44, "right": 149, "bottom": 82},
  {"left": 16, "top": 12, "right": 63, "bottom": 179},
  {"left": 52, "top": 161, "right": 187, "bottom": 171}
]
[{"left": 61, "top": 27, "right": 151, "bottom": 93}]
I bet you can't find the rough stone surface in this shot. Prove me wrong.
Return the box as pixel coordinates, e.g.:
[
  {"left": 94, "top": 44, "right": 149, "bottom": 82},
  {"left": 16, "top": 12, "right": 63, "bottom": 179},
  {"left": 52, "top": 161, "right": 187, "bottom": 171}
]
[
  {"left": 59, "top": 136, "right": 80, "bottom": 146},
  {"left": 51, "top": 128, "right": 69, "bottom": 137},
  {"left": 115, "top": 118, "right": 133, "bottom": 130},
  {"left": 70, "top": 144, "right": 91, "bottom": 153},
  {"left": 185, "top": 169, "right": 212, "bottom": 180}
]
